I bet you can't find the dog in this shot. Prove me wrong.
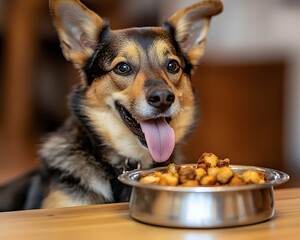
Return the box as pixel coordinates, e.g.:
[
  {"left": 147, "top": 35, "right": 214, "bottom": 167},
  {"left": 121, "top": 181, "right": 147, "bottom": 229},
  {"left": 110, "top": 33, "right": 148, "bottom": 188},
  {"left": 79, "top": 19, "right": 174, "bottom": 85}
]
[{"left": 39, "top": 0, "right": 223, "bottom": 208}]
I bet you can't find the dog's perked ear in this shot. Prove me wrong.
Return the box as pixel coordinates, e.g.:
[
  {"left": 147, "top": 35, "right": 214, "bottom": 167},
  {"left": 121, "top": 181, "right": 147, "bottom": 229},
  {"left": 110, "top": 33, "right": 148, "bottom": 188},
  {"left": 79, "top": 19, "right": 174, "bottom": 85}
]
[
  {"left": 49, "top": 0, "right": 105, "bottom": 67},
  {"left": 166, "top": 0, "right": 223, "bottom": 66}
]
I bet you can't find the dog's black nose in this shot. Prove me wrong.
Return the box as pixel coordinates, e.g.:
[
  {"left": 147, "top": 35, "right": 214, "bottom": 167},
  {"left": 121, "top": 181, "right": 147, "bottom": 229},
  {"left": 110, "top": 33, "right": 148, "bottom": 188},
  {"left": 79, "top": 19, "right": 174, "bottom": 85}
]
[{"left": 147, "top": 86, "right": 175, "bottom": 111}]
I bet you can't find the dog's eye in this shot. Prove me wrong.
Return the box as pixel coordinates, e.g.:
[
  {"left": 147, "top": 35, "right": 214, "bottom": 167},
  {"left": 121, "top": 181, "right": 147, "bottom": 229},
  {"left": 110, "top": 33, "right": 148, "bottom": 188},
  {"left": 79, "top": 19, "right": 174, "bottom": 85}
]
[
  {"left": 167, "top": 60, "right": 180, "bottom": 74},
  {"left": 114, "top": 62, "right": 132, "bottom": 75}
]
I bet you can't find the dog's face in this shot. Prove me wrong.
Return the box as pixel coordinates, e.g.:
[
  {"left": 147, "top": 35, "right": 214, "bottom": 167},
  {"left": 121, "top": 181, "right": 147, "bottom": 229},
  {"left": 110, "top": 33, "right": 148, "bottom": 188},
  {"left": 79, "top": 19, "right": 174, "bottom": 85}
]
[{"left": 50, "top": 0, "right": 222, "bottom": 164}]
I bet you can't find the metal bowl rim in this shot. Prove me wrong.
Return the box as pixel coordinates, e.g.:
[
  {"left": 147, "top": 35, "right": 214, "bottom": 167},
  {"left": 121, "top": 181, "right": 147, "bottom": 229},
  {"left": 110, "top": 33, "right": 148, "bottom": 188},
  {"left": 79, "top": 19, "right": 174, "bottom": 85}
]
[{"left": 118, "top": 164, "right": 290, "bottom": 192}]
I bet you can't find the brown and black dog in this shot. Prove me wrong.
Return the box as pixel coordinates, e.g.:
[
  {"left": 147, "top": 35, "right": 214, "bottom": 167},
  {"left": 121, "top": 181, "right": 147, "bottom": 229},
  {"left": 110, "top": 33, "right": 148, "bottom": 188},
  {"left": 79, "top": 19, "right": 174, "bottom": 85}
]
[{"left": 39, "top": 0, "right": 223, "bottom": 208}]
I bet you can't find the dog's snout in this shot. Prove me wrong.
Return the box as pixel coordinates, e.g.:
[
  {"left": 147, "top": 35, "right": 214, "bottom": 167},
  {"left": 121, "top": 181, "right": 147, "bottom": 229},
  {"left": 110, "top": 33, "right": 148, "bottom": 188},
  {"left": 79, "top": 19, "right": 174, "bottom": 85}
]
[{"left": 147, "top": 86, "right": 175, "bottom": 110}]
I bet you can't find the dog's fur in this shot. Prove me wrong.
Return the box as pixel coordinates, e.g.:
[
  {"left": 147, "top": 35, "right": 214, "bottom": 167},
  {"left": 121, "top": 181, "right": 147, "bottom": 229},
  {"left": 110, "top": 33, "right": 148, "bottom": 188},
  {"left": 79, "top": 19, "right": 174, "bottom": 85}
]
[{"left": 40, "top": 0, "right": 223, "bottom": 208}]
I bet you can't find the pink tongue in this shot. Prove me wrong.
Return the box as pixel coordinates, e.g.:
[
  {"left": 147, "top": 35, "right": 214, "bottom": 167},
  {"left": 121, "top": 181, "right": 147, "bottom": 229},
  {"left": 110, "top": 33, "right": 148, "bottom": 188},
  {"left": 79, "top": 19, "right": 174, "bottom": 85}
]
[{"left": 140, "top": 118, "right": 175, "bottom": 162}]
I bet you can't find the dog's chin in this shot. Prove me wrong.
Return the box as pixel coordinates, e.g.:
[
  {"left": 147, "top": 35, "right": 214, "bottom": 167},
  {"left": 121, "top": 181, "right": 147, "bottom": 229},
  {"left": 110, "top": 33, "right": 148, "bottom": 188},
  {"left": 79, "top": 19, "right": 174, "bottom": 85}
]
[{"left": 115, "top": 102, "right": 171, "bottom": 148}]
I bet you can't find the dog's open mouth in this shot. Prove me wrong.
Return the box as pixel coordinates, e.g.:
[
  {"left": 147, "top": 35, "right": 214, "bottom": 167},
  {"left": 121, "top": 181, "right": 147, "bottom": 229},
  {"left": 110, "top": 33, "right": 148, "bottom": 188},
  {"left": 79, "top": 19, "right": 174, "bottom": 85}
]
[{"left": 115, "top": 102, "right": 175, "bottom": 163}]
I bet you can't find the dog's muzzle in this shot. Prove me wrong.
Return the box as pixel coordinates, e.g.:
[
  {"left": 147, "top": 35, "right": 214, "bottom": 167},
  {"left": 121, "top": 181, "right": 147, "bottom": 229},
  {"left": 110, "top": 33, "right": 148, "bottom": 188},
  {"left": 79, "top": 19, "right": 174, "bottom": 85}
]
[
  {"left": 115, "top": 79, "right": 176, "bottom": 163},
  {"left": 115, "top": 105, "right": 175, "bottom": 163}
]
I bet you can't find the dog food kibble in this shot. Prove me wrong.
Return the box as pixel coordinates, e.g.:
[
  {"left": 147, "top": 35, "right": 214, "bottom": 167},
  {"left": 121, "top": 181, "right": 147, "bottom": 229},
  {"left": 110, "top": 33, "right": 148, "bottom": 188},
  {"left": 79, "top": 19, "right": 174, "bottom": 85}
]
[{"left": 139, "top": 153, "right": 266, "bottom": 186}]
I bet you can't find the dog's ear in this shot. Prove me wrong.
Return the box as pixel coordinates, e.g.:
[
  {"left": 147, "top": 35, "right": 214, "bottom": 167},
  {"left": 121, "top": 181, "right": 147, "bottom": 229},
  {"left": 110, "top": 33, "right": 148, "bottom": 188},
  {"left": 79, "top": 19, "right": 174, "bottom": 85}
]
[
  {"left": 49, "top": 0, "right": 105, "bottom": 67},
  {"left": 166, "top": 0, "right": 223, "bottom": 65}
]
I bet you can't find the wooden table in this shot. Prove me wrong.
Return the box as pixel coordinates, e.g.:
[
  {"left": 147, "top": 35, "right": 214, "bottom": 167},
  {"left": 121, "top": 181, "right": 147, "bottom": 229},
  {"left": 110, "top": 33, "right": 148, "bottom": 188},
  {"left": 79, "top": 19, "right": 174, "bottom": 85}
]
[{"left": 0, "top": 188, "right": 299, "bottom": 240}]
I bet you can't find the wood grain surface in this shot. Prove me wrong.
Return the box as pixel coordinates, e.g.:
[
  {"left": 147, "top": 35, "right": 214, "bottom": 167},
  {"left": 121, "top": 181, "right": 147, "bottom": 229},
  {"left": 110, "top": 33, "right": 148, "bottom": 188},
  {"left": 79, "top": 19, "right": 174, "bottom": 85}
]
[{"left": 0, "top": 188, "right": 299, "bottom": 240}]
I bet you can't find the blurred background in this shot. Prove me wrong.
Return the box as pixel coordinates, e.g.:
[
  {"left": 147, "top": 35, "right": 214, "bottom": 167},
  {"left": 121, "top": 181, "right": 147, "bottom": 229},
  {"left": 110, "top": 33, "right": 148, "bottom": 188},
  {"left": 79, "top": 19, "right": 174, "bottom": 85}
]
[{"left": 0, "top": 0, "right": 299, "bottom": 192}]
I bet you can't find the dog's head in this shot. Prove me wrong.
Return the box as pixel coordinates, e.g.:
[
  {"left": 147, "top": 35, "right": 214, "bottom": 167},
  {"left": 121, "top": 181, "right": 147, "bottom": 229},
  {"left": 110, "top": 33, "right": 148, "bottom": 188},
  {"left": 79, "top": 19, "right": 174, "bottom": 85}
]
[{"left": 49, "top": 0, "right": 223, "bottom": 164}]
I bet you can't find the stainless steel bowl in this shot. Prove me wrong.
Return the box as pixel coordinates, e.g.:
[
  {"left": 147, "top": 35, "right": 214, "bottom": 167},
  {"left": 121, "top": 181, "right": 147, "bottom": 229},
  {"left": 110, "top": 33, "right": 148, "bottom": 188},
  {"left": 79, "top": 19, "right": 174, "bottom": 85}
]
[{"left": 118, "top": 165, "right": 289, "bottom": 228}]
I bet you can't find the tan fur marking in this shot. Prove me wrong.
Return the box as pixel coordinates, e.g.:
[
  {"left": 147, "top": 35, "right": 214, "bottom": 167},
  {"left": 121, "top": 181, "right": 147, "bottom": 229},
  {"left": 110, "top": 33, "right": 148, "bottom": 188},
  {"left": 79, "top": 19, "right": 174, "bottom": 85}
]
[
  {"left": 111, "top": 43, "right": 141, "bottom": 67},
  {"left": 43, "top": 188, "right": 89, "bottom": 209}
]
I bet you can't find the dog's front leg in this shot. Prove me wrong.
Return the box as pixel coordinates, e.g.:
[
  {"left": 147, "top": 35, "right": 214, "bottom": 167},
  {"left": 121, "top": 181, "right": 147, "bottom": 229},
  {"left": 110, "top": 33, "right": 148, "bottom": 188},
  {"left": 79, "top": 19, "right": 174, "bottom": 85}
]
[{"left": 40, "top": 128, "right": 114, "bottom": 208}]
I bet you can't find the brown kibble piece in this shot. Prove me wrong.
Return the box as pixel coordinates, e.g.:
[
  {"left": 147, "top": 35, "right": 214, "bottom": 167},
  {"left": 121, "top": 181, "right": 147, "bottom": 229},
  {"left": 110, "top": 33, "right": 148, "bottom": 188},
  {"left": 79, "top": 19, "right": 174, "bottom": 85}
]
[
  {"left": 217, "top": 158, "right": 230, "bottom": 167},
  {"left": 229, "top": 175, "right": 247, "bottom": 186},
  {"left": 198, "top": 153, "right": 218, "bottom": 168},
  {"left": 200, "top": 175, "right": 217, "bottom": 185},
  {"left": 207, "top": 167, "right": 219, "bottom": 177},
  {"left": 242, "top": 170, "right": 265, "bottom": 184},
  {"left": 167, "top": 163, "right": 179, "bottom": 175},
  {"left": 139, "top": 175, "right": 160, "bottom": 184},
  {"left": 178, "top": 166, "right": 196, "bottom": 184},
  {"left": 195, "top": 168, "right": 207, "bottom": 181},
  {"left": 180, "top": 180, "right": 199, "bottom": 187},
  {"left": 217, "top": 166, "right": 234, "bottom": 184},
  {"left": 159, "top": 173, "right": 178, "bottom": 186}
]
